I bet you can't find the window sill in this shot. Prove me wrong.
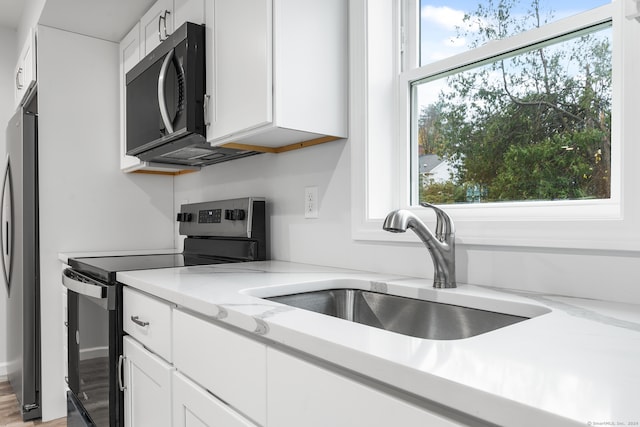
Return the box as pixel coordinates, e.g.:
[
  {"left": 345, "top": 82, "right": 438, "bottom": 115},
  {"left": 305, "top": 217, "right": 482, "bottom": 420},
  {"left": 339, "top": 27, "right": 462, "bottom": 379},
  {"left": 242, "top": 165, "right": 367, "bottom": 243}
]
[{"left": 351, "top": 198, "right": 640, "bottom": 251}]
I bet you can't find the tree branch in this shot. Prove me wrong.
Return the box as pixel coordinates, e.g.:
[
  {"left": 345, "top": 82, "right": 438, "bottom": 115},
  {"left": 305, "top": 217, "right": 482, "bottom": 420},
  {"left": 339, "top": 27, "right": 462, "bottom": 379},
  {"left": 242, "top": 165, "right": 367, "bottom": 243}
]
[{"left": 499, "top": 60, "right": 584, "bottom": 123}]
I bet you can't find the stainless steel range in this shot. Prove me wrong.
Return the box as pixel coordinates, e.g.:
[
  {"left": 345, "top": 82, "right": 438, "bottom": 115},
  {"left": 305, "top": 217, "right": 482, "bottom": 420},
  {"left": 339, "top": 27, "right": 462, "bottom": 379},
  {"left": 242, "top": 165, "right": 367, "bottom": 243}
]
[{"left": 62, "top": 197, "right": 267, "bottom": 427}]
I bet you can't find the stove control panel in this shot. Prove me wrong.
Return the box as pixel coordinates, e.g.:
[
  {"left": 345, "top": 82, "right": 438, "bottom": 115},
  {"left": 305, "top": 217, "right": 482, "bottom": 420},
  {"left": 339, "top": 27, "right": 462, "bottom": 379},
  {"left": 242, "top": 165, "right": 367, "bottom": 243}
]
[
  {"left": 177, "top": 198, "right": 265, "bottom": 238},
  {"left": 199, "top": 209, "right": 222, "bottom": 223}
]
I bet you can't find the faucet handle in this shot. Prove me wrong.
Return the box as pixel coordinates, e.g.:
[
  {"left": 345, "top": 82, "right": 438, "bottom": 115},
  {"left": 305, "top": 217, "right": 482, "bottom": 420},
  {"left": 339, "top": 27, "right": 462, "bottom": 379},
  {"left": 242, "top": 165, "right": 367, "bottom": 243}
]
[{"left": 419, "top": 203, "right": 454, "bottom": 241}]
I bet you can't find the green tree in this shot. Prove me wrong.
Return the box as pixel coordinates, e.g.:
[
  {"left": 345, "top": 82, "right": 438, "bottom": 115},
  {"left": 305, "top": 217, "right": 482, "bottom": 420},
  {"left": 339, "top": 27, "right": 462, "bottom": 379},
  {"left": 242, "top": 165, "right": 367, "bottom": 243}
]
[{"left": 417, "top": 0, "right": 611, "bottom": 203}]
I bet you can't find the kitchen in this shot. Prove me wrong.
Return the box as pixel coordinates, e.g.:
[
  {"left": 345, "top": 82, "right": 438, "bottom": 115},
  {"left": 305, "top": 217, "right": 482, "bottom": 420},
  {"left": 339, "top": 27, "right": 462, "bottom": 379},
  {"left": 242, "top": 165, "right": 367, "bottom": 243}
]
[{"left": 1, "top": 0, "right": 640, "bottom": 426}]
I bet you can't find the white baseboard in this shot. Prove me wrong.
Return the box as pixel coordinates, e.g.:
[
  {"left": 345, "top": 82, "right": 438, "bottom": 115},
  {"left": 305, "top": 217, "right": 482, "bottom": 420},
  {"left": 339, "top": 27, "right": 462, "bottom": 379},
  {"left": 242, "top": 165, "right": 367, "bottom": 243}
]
[
  {"left": 79, "top": 346, "right": 108, "bottom": 361},
  {"left": 0, "top": 361, "right": 7, "bottom": 380}
]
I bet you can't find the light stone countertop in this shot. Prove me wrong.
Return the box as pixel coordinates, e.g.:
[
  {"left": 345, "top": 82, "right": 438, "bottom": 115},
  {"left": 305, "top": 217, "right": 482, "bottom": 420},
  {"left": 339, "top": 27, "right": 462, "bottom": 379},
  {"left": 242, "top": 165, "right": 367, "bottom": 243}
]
[{"left": 114, "top": 260, "right": 640, "bottom": 427}]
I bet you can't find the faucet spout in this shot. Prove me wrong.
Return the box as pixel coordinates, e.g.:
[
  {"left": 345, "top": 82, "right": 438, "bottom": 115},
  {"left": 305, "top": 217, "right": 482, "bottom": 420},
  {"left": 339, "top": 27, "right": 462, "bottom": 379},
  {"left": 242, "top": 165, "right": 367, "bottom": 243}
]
[{"left": 383, "top": 203, "right": 456, "bottom": 288}]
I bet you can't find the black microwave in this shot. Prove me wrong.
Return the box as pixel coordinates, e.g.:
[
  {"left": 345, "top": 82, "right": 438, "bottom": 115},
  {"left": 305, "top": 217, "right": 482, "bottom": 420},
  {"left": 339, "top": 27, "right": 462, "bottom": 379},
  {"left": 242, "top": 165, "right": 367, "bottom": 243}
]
[{"left": 126, "top": 22, "right": 258, "bottom": 167}]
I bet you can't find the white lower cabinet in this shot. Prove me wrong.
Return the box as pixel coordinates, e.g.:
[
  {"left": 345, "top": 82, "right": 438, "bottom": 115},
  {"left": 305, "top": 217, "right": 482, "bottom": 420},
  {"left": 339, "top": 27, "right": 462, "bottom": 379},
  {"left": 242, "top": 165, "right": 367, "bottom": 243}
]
[
  {"left": 267, "top": 348, "right": 464, "bottom": 427},
  {"left": 173, "top": 371, "right": 257, "bottom": 427},
  {"left": 122, "top": 286, "right": 467, "bottom": 427},
  {"left": 172, "top": 309, "right": 267, "bottom": 425},
  {"left": 123, "top": 336, "right": 174, "bottom": 427}
]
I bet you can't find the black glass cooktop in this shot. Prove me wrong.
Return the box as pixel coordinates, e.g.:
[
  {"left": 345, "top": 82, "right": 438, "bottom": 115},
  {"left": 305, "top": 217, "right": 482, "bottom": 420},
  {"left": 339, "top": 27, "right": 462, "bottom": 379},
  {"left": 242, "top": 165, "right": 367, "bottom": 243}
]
[{"left": 68, "top": 253, "right": 235, "bottom": 284}]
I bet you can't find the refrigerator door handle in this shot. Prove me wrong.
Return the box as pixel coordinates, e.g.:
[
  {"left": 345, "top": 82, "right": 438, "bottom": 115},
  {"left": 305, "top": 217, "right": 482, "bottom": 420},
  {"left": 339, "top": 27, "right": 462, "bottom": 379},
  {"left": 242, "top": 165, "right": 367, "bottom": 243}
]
[{"left": 0, "top": 156, "right": 13, "bottom": 293}]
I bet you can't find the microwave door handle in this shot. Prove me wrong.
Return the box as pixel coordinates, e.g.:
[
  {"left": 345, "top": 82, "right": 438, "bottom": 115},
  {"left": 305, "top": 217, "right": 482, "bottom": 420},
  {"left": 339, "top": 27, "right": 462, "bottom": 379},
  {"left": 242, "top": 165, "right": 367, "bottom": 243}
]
[{"left": 158, "top": 48, "right": 175, "bottom": 134}]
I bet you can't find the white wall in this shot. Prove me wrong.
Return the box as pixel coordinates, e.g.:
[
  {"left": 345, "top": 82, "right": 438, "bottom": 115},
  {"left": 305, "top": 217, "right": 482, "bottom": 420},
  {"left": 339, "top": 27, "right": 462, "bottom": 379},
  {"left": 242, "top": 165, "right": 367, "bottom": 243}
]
[
  {"left": 0, "top": 25, "right": 17, "bottom": 379},
  {"left": 37, "top": 26, "right": 175, "bottom": 421},
  {"left": 175, "top": 136, "right": 640, "bottom": 306}
]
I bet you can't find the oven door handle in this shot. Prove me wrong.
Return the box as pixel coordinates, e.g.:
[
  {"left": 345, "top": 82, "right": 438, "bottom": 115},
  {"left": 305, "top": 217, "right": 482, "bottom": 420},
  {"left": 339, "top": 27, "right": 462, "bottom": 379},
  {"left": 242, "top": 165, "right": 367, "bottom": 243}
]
[
  {"left": 118, "top": 355, "right": 127, "bottom": 392},
  {"left": 62, "top": 268, "right": 106, "bottom": 299}
]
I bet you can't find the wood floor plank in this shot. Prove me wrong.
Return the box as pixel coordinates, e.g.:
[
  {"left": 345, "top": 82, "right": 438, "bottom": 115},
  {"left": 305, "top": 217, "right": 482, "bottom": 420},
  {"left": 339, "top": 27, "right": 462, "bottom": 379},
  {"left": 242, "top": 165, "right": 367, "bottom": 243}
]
[{"left": 0, "top": 381, "right": 66, "bottom": 427}]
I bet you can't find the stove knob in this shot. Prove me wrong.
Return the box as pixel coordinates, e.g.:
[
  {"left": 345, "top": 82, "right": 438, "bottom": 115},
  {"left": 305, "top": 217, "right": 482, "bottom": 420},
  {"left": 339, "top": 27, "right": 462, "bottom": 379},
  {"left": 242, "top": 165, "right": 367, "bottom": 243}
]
[
  {"left": 176, "top": 212, "right": 192, "bottom": 222},
  {"left": 224, "top": 209, "right": 246, "bottom": 221}
]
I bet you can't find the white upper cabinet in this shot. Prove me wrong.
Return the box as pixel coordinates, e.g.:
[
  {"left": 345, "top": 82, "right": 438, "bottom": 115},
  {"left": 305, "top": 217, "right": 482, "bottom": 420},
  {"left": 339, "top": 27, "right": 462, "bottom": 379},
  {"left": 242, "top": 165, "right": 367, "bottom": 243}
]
[
  {"left": 174, "top": 0, "right": 206, "bottom": 27},
  {"left": 140, "top": 0, "right": 174, "bottom": 56},
  {"left": 206, "top": 0, "right": 348, "bottom": 151},
  {"left": 119, "top": 24, "right": 143, "bottom": 172},
  {"left": 118, "top": 0, "right": 346, "bottom": 173},
  {"left": 140, "top": 0, "right": 205, "bottom": 57},
  {"left": 14, "top": 28, "right": 37, "bottom": 109},
  {"left": 207, "top": 0, "right": 272, "bottom": 142}
]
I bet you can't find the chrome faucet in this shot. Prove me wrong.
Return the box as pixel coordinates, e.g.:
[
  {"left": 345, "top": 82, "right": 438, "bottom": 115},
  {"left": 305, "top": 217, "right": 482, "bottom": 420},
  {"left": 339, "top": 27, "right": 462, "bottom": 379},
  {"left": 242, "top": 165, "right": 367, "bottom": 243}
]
[{"left": 383, "top": 203, "right": 456, "bottom": 288}]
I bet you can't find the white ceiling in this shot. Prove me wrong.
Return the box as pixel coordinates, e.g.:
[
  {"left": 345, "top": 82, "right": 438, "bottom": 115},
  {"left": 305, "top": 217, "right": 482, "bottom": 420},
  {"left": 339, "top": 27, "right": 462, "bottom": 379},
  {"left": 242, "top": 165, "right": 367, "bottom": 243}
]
[
  {"left": 0, "top": 0, "right": 25, "bottom": 29},
  {"left": 40, "top": 0, "right": 155, "bottom": 42},
  {"left": 0, "top": 0, "right": 156, "bottom": 42}
]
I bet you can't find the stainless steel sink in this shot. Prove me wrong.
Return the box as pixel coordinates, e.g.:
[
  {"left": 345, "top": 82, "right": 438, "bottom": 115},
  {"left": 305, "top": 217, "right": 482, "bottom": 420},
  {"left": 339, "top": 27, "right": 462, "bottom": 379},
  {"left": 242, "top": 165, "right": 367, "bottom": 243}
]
[{"left": 267, "top": 289, "right": 528, "bottom": 340}]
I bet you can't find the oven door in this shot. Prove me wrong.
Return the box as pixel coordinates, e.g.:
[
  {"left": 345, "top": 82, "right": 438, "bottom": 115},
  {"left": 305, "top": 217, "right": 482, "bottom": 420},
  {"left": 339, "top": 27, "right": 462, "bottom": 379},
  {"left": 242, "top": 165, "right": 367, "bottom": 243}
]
[{"left": 63, "top": 268, "right": 122, "bottom": 427}]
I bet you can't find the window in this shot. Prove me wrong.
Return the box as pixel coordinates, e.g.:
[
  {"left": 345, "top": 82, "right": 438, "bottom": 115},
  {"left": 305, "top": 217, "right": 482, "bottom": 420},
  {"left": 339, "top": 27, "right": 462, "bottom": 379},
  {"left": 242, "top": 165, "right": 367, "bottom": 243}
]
[
  {"left": 350, "top": 0, "right": 640, "bottom": 250},
  {"left": 408, "top": 1, "right": 613, "bottom": 206}
]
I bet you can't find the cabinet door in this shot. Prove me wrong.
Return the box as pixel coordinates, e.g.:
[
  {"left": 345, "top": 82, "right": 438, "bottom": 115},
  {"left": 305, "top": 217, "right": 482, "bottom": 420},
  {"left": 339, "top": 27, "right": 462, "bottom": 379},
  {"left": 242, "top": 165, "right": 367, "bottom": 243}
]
[
  {"left": 14, "top": 28, "right": 36, "bottom": 108},
  {"left": 267, "top": 349, "right": 464, "bottom": 427},
  {"left": 120, "top": 24, "right": 143, "bottom": 171},
  {"left": 207, "top": 0, "right": 272, "bottom": 142},
  {"left": 123, "top": 336, "right": 173, "bottom": 427},
  {"left": 174, "top": 0, "right": 205, "bottom": 27},
  {"left": 173, "top": 310, "right": 267, "bottom": 425},
  {"left": 140, "top": 0, "right": 174, "bottom": 56},
  {"left": 173, "top": 372, "right": 257, "bottom": 427}
]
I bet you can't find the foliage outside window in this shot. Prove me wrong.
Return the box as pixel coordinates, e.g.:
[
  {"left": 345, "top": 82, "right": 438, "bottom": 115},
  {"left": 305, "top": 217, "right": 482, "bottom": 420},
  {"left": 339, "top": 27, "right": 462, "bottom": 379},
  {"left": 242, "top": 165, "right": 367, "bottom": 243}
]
[{"left": 411, "top": 0, "right": 612, "bottom": 205}]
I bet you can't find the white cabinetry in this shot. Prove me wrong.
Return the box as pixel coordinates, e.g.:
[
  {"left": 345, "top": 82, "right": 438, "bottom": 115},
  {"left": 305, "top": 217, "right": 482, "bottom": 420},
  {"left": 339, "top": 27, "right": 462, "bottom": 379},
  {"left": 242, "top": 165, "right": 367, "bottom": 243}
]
[
  {"left": 141, "top": 0, "right": 205, "bottom": 56},
  {"left": 123, "top": 336, "right": 173, "bottom": 427},
  {"left": 121, "top": 289, "right": 261, "bottom": 426},
  {"left": 173, "top": 309, "right": 267, "bottom": 426},
  {"left": 267, "top": 349, "right": 465, "bottom": 427},
  {"left": 118, "top": 0, "right": 346, "bottom": 173},
  {"left": 207, "top": 0, "right": 348, "bottom": 152},
  {"left": 119, "top": 24, "right": 145, "bottom": 173},
  {"left": 122, "top": 288, "right": 175, "bottom": 427},
  {"left": 123, "top": 286, "right": 173, "bottom": 361},
  {"left": 173, "top": 372, "right": 257, "bottom": 427},
  {"left": 140, "top": 0, "right": 173, "bottom": 56},
  {"left": 14, "top": 28, "right": 37, "bottom": 108},
  {"left": 174, "top": 0, "right": 206, "bottom": 29}
]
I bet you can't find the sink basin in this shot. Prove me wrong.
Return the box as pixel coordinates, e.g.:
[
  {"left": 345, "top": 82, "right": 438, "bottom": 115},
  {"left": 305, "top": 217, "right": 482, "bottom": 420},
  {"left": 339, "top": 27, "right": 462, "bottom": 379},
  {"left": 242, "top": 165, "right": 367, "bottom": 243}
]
[{"left": 266, "top": 288, "right": 529, "bottom": 340}]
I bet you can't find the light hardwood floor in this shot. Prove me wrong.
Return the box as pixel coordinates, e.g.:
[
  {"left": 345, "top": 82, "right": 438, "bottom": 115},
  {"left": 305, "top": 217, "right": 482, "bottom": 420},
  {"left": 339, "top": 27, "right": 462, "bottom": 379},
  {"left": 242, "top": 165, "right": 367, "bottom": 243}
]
[{"left": 0, "top": 381, "right": 66, "bottom": 427}]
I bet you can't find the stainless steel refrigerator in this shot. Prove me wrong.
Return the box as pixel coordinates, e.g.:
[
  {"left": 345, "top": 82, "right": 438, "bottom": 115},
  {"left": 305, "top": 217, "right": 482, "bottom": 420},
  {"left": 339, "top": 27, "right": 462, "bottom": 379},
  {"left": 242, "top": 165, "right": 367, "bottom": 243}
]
[{"left": 2, "top": 92, "right": 41, "bottom": 421}]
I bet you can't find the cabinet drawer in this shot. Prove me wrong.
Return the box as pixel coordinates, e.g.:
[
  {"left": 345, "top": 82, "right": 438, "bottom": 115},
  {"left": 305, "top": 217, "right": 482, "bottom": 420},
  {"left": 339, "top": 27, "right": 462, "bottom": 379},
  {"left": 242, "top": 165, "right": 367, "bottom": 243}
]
[
  {"left": 267, "top": 348, "right": 465, "bottom": 427},
  {"left": 173, "top": 371, "right": 257, "bottom": 427},
  {"left": 173, "top": 309, "right": 267, "bottom": 426},
  {"left": 123, "top": 287, "right": 173, "bottom": 361}
]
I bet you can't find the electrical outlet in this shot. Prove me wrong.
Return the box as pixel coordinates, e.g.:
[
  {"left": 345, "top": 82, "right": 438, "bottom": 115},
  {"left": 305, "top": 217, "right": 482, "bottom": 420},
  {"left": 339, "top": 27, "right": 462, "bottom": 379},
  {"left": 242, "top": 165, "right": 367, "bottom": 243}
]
[{"left": 305, "top": 186, "right": 318, "bottom": 218}]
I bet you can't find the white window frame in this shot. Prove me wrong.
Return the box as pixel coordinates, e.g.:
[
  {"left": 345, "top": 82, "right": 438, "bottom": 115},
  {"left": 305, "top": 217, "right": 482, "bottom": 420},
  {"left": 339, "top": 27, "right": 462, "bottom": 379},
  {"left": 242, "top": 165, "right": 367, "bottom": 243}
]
[{"left": 351, "top": 0, "right": 640, "bottom": 251}]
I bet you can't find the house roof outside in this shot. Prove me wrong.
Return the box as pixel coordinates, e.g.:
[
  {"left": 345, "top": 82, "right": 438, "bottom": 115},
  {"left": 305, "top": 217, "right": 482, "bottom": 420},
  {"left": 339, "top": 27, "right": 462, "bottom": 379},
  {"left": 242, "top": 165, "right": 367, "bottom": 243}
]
[{"left": 419, "top": 154, "right": 445, "bottom": 174}]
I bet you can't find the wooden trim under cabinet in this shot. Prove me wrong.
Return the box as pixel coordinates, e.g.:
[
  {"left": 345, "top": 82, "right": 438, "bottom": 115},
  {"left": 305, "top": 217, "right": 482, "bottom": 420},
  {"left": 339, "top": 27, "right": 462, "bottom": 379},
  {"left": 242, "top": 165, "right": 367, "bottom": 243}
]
[
  {"left": 222, "top": 135, "right": 342, "bottom": 154},
  {"left": 132, "top": 169, "right": 199, "bottom": 176}
]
